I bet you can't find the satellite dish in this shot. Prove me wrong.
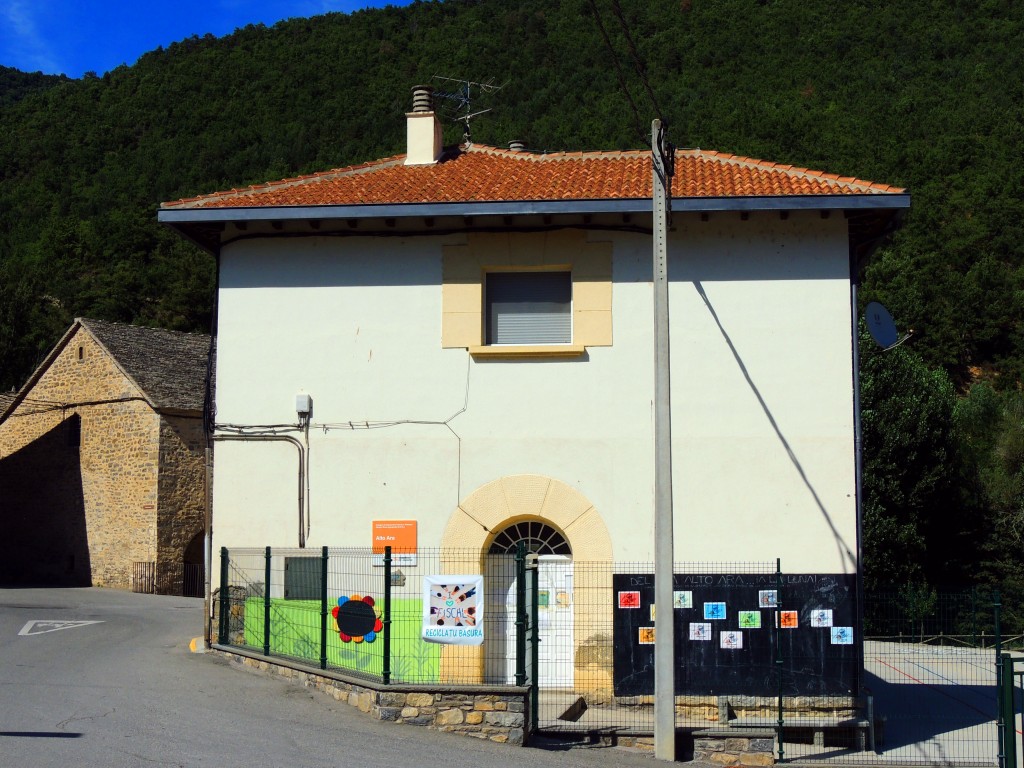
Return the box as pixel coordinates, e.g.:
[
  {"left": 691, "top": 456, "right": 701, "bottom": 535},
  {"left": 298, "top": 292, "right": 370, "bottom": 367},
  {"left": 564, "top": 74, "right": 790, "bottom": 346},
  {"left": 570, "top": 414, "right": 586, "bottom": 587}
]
[{"left": 864, "top": 302, "right": 899, "bottom": 349}]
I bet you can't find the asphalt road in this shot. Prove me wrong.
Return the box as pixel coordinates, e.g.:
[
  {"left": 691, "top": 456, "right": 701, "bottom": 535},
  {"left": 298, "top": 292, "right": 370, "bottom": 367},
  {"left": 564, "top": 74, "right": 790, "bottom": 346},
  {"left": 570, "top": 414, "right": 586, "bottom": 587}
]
[{"left": 0, "top": 587, "right": 658, "bottom": 767}]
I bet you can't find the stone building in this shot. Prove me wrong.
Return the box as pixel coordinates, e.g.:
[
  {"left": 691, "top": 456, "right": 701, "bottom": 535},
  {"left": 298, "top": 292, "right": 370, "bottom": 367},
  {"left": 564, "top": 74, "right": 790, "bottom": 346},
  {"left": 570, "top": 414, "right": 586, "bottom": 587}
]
[{"left": 0, "top": 318, "right": 210, "bottom": 594}]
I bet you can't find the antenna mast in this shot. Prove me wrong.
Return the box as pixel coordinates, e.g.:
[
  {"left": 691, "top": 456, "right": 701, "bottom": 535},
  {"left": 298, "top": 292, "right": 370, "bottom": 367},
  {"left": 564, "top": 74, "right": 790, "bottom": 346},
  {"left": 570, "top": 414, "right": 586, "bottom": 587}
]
[{"left": 431, "top": 76, "right": 504, "bottom": 145}]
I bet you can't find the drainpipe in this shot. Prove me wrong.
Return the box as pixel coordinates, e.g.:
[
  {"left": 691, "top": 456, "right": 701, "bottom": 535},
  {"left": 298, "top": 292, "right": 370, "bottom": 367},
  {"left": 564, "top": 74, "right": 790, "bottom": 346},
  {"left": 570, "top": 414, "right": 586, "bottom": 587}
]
[
  {"left": 211, "top": 434, "right": 307, "bottom": 548},
  {"left": 850, "top": 274, "right": 866, "bottom": 691}
]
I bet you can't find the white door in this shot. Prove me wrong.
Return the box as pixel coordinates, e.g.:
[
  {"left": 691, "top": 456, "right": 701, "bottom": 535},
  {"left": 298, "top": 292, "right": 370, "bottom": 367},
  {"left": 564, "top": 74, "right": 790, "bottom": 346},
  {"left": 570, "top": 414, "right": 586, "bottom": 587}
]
[
  {"left": 536, "top": 555, "right": 573, "bottom": 688},
  {"left": 489, "top": 555, "right": 574, "bottom": 688}
]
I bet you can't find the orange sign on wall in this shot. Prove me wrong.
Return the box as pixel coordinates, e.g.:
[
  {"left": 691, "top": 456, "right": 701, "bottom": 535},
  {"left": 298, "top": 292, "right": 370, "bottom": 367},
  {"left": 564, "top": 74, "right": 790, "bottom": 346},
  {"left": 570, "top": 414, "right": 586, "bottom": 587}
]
[{"left": 372, "top": 520, "right": 417, "bottom": 566}]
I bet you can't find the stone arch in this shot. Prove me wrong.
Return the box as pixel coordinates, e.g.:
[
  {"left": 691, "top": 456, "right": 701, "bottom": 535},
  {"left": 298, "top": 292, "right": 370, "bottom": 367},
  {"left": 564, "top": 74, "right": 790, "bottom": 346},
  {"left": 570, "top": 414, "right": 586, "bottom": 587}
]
[
  {"left": 439, "top": 475, "right": 613, "bottom": 697},
  {"left": 440, "top": 474, "right": 612, "bottom": 562}
]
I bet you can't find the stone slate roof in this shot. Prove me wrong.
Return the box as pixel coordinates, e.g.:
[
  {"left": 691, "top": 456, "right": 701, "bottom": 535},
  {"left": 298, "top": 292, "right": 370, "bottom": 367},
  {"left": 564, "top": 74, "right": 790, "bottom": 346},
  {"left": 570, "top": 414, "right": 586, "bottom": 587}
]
[
  {"left": 80, "top": 318, "right": 210, "bottom": 413},
  {"left": 162, "top": 144, "right": 905, "bottom": 211}
]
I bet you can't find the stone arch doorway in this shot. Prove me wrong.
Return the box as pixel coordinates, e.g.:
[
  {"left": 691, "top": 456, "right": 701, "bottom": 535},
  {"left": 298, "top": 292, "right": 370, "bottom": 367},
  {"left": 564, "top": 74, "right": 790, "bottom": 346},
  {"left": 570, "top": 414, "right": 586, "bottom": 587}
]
[{"left": 440, "top": 475, "right": 613, "bottom": 695}]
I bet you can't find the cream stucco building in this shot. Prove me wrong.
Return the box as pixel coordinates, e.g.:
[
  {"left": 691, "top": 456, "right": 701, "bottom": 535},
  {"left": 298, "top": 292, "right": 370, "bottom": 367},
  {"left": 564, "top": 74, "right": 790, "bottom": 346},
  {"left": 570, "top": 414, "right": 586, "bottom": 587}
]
[{"left": 160, "top": 88, "right": 908, "bottom": 699}]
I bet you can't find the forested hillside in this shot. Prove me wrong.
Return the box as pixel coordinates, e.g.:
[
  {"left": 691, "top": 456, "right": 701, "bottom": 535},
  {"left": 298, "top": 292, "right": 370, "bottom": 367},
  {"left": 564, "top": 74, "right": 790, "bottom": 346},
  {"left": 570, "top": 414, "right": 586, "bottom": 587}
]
[{"left": 1, "top": 0, "right": 1022, "bottom": 605}]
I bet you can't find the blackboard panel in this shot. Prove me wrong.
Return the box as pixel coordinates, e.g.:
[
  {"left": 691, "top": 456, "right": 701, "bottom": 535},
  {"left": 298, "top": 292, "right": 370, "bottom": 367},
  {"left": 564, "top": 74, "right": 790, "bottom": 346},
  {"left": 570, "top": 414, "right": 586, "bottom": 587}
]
[{"left": 612, "top": 572, "right": 857, "bottom": 697}]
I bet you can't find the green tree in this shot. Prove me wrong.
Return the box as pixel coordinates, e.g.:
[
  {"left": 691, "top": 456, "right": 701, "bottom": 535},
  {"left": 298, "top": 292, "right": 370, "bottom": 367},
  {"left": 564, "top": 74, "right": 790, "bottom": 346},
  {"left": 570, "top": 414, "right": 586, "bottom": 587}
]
[{"left": 859, "top": 328, "right": 960, "bottom": 591}]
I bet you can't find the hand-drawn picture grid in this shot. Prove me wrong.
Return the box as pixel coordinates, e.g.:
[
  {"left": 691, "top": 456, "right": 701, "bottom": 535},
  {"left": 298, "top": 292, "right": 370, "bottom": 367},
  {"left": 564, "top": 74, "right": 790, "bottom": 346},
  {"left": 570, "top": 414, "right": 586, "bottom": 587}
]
[{"left": 611, "top": 572, "right": 858, "bottom": 697}]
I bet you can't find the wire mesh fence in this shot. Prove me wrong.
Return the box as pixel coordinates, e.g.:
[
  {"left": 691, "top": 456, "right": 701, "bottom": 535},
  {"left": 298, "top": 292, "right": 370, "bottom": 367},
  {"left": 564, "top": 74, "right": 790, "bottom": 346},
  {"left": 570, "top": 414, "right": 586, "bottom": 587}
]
[
  {"left": 215, "top": 546, "right": 526, "bottom": 686},
  {"left": 213, "top": 547, "right": 1012, "bottom": 765}
]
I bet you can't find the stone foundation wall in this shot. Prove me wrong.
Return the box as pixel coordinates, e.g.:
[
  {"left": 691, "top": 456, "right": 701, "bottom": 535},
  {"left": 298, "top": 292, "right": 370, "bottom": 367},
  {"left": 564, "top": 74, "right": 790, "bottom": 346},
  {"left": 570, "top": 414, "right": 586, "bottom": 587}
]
[
  {"left": 692, "top": 731, "right": 775, "bottom": 766},
  {"left": 216, "top": 648, "right": 527, "bottom": 744}
]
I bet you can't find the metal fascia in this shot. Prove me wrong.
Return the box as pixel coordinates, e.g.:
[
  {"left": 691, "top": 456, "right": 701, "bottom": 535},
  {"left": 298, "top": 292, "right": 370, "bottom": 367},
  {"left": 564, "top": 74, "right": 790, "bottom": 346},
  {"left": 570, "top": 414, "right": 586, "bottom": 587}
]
[{"left": 157, "top": 193, "right": 910, "bottom": 225}]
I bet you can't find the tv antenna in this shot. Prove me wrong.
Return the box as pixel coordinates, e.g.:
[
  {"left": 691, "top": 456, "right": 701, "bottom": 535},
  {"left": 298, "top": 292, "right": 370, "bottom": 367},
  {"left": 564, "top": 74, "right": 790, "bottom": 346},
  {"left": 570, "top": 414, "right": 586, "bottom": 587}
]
[{"left": 431, "top": 76, "right": 504, "bottom": 145}]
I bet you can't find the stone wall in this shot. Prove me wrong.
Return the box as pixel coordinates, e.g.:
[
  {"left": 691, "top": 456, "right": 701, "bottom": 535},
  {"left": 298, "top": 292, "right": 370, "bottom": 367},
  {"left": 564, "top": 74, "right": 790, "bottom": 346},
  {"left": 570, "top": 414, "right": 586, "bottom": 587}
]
[
  {"left": 156, "top": 415, "right": 206, "bottom": 593},
  {"left": 692, "top": 731, "right": 776, "bottom": 766},
  {"left": 216, "top": 648, "right": 527, "bottom": 745},
  {"left": 0, "top": 326, "right": 197, "bottom": 589}
]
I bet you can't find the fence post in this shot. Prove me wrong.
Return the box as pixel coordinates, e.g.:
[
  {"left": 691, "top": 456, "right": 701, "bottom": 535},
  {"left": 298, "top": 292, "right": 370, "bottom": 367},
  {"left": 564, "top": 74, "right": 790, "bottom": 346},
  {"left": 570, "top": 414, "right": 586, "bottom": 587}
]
[
  {"left": 972, "top": 586, "right": 978, "bottom": 647},
  {"left": 515, "top": 541, "right": 527, "bottom": 687},
  {"left": 263, "top": 546, "right": 272, "bottom": 657},
  {"left": 1001, "top": 654, "right": 1017, "bottom": 768},
  {"left": 996, "top": 590, "right": 1004, "bottom": 768},
  {"left": 383, "top": 545, "right": 392, "bottom": 685},
  {"left": 320, "top": 546, "right": 329, "bottom": 670},
  {"left": 776, "top": 557, "right": 785, "bottom": 763},
  {"left": 218, "top": 547, "right": 229, "bottom": 644},
  {"left": 530, "top": 555, "right": 540, "bottom": 730}
]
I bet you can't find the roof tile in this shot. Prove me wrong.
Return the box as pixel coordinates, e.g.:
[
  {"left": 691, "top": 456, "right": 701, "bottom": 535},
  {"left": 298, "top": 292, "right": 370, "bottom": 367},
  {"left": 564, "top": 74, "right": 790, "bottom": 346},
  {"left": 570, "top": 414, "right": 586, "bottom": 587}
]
[{"left": 162, "top": 145, "right": 904, "bottom": 210}]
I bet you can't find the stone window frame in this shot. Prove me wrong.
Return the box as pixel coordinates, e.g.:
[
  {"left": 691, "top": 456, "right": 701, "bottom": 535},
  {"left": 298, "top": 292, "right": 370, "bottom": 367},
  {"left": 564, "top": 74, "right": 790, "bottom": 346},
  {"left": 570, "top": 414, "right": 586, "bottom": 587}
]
[{"left": 441, "top": 231, "right": 612, "bottom": 358}]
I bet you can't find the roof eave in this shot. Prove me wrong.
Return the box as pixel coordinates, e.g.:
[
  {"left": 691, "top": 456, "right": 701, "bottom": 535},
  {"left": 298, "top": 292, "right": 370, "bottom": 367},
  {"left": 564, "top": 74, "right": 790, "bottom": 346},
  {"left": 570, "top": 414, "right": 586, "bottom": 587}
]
[{"left": 159, "top": 192, "right": 910, "bottom": 227}]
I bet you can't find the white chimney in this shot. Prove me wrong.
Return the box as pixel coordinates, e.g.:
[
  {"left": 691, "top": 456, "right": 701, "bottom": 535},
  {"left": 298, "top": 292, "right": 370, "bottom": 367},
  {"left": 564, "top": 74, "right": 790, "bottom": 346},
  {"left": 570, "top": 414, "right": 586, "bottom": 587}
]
[{"left": 405, "top": 85, "right": 443, "bottom": 166}]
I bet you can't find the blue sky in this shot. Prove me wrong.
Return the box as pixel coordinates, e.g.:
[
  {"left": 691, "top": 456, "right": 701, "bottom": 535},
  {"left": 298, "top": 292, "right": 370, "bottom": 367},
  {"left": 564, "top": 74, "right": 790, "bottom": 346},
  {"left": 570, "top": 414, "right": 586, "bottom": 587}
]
[{"left": 1, "top": 0, "right": 411, "bottom": 78}]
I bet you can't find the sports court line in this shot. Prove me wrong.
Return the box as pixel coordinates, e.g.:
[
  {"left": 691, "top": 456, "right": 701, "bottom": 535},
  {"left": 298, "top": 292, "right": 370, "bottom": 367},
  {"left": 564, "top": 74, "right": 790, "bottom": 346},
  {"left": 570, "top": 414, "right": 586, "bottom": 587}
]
[{"left": 874, "top": 657, "right": 1021, "bottom": 735}]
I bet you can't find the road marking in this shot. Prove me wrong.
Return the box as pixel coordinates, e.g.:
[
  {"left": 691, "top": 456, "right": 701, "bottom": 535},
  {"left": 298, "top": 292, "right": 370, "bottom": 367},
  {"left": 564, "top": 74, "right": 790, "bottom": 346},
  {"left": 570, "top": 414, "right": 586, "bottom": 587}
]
[{"left": 18, "top": 620, "right": 104, "bottom": 636}]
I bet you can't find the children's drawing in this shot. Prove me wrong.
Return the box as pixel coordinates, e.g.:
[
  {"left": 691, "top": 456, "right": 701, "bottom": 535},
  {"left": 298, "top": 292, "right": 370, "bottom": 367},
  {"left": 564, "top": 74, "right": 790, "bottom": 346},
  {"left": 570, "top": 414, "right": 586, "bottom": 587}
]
[
  {"left": 831, "top": 626, "right": 854, "bottom": 645},
  {"left": 738, "top": 611, "right": 761, "bottom": 629},
  {"left": 810, "top": 609, "right": 833, "bottom": 627},
  {"left": 704, "top": 602, "right": 727, "bottom": 620},
  {"left": 689, "top": 623, "right": 712, "bottom": 641},
  {"left": 618, "top": 591, "right": 641, "bottom": 609},
  {"left": 638, "top": 627, "right": 655, "bottom": 644},
  {"left": 650, "top": 604, "right": 656, "bottom": 621},
  {"left": 758, "top": 590, "right": 778, "bottom": 608},
  {"left": 779, "top": 610, "right": 799, "bottom": 629},
  {"left": 720, "top": 631, "right": 743, "bottom": 649},
  {"left": 673, "top": 591, "right": 693, "bottom": 609}
]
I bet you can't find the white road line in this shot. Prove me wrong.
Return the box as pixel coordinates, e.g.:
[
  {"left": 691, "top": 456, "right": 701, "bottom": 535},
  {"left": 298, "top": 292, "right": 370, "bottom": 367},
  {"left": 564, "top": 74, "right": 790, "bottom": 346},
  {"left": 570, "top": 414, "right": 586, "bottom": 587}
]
[{"left": 18, "top": 620, "right": 104, "bottom": 636}]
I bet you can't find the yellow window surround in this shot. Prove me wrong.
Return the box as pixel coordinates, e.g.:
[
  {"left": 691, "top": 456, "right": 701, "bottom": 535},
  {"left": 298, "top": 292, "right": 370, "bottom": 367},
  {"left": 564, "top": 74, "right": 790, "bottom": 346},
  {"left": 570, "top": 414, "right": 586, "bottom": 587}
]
[{"left": 441, "top": 231, "right": 612, "bottom": 356}]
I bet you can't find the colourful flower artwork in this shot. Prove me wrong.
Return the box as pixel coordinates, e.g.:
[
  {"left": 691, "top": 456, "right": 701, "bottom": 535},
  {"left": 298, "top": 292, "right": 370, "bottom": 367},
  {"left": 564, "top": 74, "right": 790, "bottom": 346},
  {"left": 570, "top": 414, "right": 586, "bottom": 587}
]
[{"left": 332, "top": 594, "right": 383, "bottom": 643}]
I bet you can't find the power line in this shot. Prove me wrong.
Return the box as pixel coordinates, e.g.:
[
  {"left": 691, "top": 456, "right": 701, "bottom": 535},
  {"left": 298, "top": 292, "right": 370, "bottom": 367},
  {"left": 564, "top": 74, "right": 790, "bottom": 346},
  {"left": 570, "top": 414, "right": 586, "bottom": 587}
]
[
  {"left": 609, "top": 0, "right": 665, "bottom": 123},
  {"left": 585, "top": 0, "right": 647, "bottom": 144}
]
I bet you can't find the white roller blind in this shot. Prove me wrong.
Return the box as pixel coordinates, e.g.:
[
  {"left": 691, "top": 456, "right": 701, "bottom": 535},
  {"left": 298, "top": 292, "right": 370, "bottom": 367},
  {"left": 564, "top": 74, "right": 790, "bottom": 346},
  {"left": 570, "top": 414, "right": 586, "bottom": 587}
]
[{"left": 486, "top": 272, "right": 571, "bottom": 345}]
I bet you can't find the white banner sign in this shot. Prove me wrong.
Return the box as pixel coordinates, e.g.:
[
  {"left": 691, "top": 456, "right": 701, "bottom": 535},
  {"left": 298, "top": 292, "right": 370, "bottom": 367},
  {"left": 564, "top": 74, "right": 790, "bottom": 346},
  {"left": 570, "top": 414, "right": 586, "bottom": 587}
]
[{"left": 422, "top": 575, "right": 483, "bottom": 645}]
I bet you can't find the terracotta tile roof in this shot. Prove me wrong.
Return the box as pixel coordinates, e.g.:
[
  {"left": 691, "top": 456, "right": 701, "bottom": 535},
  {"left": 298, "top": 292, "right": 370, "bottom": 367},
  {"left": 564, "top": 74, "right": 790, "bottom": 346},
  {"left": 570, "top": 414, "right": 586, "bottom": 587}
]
[{"left": 162, "top": 145, "right": 904, "bottom": 210}]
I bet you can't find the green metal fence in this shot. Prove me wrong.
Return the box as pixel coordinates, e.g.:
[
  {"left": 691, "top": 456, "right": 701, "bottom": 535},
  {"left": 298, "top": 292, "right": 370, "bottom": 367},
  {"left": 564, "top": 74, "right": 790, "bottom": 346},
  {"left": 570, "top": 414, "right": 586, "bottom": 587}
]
[
  {"left": 215, "top": 545, "right": 532, "bottom": 686},
  {"left": 214, "top": 547, "right": 1017, "bottom": 765}
]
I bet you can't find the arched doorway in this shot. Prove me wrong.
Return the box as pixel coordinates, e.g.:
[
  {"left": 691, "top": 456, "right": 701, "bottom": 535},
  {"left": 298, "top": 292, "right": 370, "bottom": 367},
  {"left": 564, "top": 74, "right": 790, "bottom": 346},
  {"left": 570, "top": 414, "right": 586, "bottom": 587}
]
[
  {"left": 487, "top": 520, "right": 574, "bottom": 687},
  {"left": 440, "top": 475, "right": 614, "bottom": 694}
]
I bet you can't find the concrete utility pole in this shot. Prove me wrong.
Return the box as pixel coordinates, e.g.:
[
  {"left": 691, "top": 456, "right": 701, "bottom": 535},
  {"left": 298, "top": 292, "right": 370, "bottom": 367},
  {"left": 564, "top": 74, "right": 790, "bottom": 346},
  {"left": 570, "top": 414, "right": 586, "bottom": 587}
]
[{"left": 652, "top": 118, "right": 676, "bottom": 762}]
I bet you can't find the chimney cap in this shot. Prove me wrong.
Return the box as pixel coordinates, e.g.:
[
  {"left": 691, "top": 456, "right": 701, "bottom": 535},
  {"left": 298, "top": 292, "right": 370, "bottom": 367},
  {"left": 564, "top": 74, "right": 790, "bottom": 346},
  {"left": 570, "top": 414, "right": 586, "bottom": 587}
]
[
  {"left": 508, "top": 140, "right": 526, "bottom": 152},
  {"left": 411, "top": 85, "right": 435, "bottom": 113}
]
